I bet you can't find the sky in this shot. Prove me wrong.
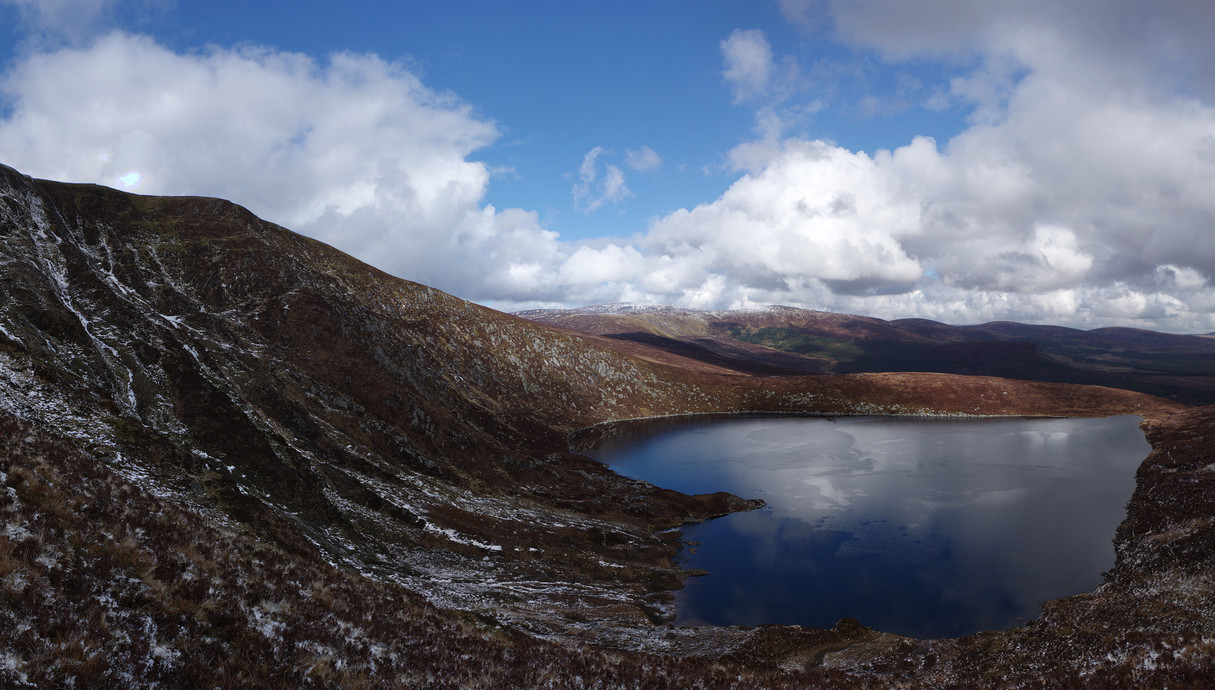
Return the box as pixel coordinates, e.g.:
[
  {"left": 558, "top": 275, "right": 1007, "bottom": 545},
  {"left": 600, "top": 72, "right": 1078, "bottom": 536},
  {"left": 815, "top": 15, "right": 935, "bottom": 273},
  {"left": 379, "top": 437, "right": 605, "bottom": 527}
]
[{"left": 1, "top": 1, "right": 1214, "bottom": 333}]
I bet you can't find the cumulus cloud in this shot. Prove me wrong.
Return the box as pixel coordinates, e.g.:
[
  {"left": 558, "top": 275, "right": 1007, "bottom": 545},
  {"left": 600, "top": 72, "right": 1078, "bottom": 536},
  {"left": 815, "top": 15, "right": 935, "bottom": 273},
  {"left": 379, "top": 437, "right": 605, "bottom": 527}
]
[
  {"left": 644, "top": 140, "right": 923, "bottom": 295},
  {"left": 558, "top": 244, "right": 645, "bottom": 287},
  {"left": 0, "top": 32, "right": 564, "bottom": 301},
  {"left": 601, "top": 74, "right": 1215, "bottom": 329},
  {"left": 599, "top": 0, "right": 1215, "bottom": 332},
  {"left": 529, "top": 0, "right": 1215, "bottom": 332}
]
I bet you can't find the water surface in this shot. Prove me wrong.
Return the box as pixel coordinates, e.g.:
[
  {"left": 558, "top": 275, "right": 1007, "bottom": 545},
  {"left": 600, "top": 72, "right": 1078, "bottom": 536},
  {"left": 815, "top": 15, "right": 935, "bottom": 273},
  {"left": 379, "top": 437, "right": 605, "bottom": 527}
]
[{"left": 586, "top": 415, "right": 1150, "bottom": 638}]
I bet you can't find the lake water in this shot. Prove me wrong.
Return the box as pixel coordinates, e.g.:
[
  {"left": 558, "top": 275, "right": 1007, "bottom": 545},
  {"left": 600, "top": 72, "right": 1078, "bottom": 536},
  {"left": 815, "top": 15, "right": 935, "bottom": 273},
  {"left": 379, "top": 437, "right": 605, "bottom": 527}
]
[{"left": 585, "top": 415, "right": 1150, "bottom": 639}]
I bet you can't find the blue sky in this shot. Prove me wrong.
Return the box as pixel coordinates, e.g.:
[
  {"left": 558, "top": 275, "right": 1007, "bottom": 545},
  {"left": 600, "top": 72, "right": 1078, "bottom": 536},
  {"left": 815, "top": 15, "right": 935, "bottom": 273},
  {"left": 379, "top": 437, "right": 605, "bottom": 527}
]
[
  {"left": 2, "top": 1, "right": 1214, "bottom": 333},
  {"left": 74, "top": 1, "right": 967, "bottom": 241}
]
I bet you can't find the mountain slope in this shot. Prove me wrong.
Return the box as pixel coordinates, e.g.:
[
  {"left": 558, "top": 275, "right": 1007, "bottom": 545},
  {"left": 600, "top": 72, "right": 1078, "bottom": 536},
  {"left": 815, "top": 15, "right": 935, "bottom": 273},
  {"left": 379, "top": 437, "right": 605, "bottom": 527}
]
[
  {"left": 2, "top": 408, "right": 891, "bottom": 688},
  {"left": 0, "top": 164, "right": 779, "bottom": 642},
  {"left": 2, "top": 165, "right": 1213, "bottom": 686}
]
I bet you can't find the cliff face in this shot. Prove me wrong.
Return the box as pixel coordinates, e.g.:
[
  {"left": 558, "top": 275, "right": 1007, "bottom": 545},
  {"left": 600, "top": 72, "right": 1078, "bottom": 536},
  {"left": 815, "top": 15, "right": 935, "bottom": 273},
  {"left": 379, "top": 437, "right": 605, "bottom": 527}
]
[{"left": 2, "top": 164, "right": 1212, "bottom": 687}]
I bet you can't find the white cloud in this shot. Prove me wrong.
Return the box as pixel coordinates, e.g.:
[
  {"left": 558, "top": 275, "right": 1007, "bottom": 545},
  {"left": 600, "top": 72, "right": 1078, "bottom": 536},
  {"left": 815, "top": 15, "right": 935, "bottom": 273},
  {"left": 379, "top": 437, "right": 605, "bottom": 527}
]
[
  {"left": 0, "top": 32, "right": 564, "bottom": 302},
  {"left": 1, "top": 0, "right": 116, "bottom": 42},
  {"left": 558, "top": 244, "right": 645, "bottom": 287},
  {"left": 719, "top": 28, "right": 804, "bottom": 110},
  {"left": 576, "top": 147, "right": 604, "bottom": 185},
  {"left": 571, "top": 146, "right": 630, "bottom": 213},
  {"left": 582, "top": 3, "right": 1211, "bottom": 332},
  {"left": 719, "top": 29, "right": 817, "bottom": 143},
  {"left": 644, "top": 139, "right": 923, "bottom": 293},
  {"left": 721, "top": 29, "right": 775, "bottom": 104},
  {"left": 625, "top": 145, "right": 662, "bottom": 172},
  {"left": 819, "top": 1, "right": 1215, "bottom": 101},
  {"left": 775, "top": 0, "right": 825, "bottom": 33},
  {"left": 534, "top": 41, "right": 1215, "bottom": 331},
  {"left": 600, "top": 165, "right": 627, "bottom": 204}
]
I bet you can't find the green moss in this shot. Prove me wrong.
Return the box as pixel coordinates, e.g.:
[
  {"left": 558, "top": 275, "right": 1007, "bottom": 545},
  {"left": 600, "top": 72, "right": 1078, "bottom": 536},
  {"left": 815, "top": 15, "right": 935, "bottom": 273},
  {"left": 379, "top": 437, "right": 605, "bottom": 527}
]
[{"left": 105, "top": 415, "right": 145, "bottom": 445}]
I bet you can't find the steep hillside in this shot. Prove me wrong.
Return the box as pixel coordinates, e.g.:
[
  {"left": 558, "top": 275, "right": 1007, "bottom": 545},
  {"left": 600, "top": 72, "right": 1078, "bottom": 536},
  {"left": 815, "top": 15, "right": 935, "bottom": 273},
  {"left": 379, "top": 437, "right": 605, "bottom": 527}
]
[
  {"left": 3, "top": 164, "right": 1213, "bottom": 686},
  {"left": 1, "top": 408, "right": 888, "bottom": 689},
  {"left": 0, "top": 164, "right": 770, "bottom": 643}
]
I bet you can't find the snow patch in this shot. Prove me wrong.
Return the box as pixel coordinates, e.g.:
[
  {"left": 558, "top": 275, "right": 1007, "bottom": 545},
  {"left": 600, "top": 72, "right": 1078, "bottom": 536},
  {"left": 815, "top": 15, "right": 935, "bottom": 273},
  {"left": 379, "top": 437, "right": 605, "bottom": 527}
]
[
  {"left": 0, "top": 652, "right": 29, "bottom": 686},
  {"left": 424, "top": 522, "right": 503, "bottom": 552}
]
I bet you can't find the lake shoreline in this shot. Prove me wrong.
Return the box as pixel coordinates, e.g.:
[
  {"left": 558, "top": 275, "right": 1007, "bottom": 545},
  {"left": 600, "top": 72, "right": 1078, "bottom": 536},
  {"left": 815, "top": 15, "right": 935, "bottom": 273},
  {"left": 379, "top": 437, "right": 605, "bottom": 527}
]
[{"left": 584, "top": 414, "right": 1151, "bottom": 639}]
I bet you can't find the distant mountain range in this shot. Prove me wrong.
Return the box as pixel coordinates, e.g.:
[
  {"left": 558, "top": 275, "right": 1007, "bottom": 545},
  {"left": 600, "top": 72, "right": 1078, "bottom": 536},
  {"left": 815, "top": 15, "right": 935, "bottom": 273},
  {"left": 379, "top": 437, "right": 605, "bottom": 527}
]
[
  {"left": 519, "top": 303, "right": 1215, "bottom": 404},
  {"left": 2, "top": 163, "right": 1213, "bottom": 686}
]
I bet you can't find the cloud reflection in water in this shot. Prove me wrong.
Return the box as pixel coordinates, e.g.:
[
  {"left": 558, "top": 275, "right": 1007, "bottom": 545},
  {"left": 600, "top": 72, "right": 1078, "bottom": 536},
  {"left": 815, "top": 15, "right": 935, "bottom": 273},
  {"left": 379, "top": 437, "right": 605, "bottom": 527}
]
[{"left": 589, "top": 415, "right": 1150, "bottom": 638}]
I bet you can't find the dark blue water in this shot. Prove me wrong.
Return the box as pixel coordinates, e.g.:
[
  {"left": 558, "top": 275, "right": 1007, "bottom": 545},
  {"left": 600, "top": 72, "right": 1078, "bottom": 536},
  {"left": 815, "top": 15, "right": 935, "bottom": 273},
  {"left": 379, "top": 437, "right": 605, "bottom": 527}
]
[{"left": 586, "top": 415, "right": 1150, "bottom": 639}]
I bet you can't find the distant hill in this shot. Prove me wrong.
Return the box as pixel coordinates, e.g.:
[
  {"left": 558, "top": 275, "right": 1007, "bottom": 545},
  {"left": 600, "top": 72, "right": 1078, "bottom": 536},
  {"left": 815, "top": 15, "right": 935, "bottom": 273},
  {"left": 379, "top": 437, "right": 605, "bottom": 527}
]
[{"left": 520, "top": 304, "right": 1215, "bottom": 404}]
